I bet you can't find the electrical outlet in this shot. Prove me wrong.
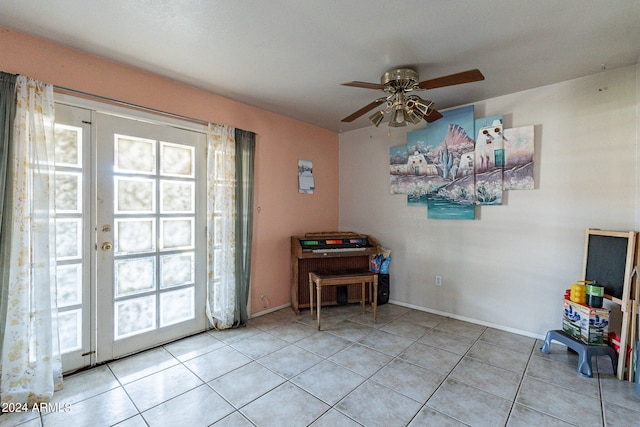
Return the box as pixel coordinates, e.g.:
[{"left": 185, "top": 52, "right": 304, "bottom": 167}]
[{"left": 435, "top": 275, "right": 442, "bottom": 286}]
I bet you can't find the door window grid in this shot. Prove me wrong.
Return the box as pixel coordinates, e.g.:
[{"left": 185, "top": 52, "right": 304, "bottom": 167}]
[
  {"left": 53, "top": 123, "right": 85, "bottom": 355},
  {"left": 113, "top": 135, "right": 197, "bottom": 340}
]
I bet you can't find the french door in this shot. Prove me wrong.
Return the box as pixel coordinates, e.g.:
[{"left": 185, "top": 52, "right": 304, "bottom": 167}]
[
  {"left": 53, "top": 104, "right": 93, "bottom": 372},
  {"left": 54, "top": 103, "right": 208, "bottom": 372}
]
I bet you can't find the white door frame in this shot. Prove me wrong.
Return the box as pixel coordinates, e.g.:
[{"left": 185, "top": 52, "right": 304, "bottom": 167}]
[{"left": 55, "top": 93, "right": 210, "bottom": 369}]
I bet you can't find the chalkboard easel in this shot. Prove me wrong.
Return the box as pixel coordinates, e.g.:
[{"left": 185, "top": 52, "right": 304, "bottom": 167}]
[{"left": 582, "top": 228, "right": 637, "bottom": 381}]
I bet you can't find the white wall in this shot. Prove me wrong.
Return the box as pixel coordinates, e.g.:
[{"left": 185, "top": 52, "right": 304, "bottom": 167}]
[{"left": 339, "top": 65, "right": 639, "bottom": 338}]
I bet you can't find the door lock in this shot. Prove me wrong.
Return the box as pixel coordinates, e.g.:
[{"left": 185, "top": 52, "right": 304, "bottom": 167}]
[{"left": 101, "top": 242, "right": 113, "bottom": 251}]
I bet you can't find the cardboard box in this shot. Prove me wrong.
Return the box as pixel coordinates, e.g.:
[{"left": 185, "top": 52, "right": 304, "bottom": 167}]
[{"left": 562, "top": 299, "right": 609, "bottom": 345}]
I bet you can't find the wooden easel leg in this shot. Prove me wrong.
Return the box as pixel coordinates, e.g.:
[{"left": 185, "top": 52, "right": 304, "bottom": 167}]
[
  {"left": 630, "top": 302, "right": 637, "bottom": 382},
  {"left": 618, "top": 304, "right": 630, "bottom": 380},
  {"left": 316, "top": 282, "right": 322, "bottom": 331},
  {"left": 309, "top": 275, "right": 314, "bottom": 319},
  {"left": 373, "top": 275, "right": 378, "bottom": 323},
  {"left": 630, "top": 265, "right": 639, "bottom": 382}
]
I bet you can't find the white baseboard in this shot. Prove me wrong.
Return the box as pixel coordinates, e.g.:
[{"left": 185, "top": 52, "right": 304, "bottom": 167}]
[
  {"left": 250, "top": 303, "right": 291, "bottom": 318},
  {"left": 388, "top": 299, "right": 545, "bottom": 340},
  {"left": 250, "top": 299, "right": 545, "bottom": 341}
]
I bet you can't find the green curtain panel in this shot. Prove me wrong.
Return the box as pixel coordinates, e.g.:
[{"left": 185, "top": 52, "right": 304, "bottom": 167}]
[
  {"left": 0, "top": 72, "right": 17, "bottom": 357},
  {"left": 234, "top": 129, "right": 255, "bottom": 326}
]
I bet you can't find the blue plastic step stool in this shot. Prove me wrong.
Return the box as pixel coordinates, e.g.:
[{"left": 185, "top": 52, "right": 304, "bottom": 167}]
[{"left": 540, "top": 330, "right": 617, "bottom": 378}]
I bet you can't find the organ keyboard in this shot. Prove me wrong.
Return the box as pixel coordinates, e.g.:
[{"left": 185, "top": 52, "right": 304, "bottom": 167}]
[
  {"left": 290, "top": 231, "right": 380, "bottom": 314},
  {"left": 311, "top": 247, "right": 366, "bottom": 253}
]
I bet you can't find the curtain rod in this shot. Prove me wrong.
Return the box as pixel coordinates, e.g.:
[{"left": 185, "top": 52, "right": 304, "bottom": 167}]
[{"left": 54, "top": 85, "right": 210, "bottom": 127}]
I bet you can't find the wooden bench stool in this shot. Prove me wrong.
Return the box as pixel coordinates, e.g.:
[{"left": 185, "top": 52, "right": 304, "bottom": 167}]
[{"left": 309, "top": 270, "right": 378, "bottom": 330}]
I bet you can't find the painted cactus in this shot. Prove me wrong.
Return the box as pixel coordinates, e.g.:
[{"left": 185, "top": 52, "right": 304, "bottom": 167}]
[{"left": 439, "top": 142, "right": 453, "bottom": 179}]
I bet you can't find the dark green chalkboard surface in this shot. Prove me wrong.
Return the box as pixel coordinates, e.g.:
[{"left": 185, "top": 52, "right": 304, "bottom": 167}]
[
  {"left": 583, "top": 230, "right": 635, "bottom": 300},
  {"left": 582, "top": 229, "right": 637, "bottom": 381}
]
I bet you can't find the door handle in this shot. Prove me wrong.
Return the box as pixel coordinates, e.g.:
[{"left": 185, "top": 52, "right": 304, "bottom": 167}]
[{"left": 101, "top": 242, "right": 113, "bottom": 251}]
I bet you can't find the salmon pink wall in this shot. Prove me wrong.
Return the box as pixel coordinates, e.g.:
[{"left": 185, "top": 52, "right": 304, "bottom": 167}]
[{"left": 0, "top": 26, "right": 339, "bottom": 315}]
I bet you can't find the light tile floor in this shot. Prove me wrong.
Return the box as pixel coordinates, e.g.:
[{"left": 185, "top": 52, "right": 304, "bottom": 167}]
[{"left": 2, "top": 303, "right": 639, "bottom": 427}]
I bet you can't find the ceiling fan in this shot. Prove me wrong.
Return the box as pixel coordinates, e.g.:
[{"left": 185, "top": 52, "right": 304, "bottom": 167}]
[{"left": 341, "top": 68, "right": 484, "bottom": 127}]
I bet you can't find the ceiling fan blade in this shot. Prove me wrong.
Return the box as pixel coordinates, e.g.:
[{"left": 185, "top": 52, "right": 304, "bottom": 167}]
[
  {"left": 341, "top": 99, "right": 385, "bottom": 122},
  {"left": 424, "top": 109, "right": 443, "bottom": 123},
  {"left": 418, "top": 69, "right": 485, "bottom": 90},
  {"left": 342, "top": 81, "right": 385, "bottom": 90}
]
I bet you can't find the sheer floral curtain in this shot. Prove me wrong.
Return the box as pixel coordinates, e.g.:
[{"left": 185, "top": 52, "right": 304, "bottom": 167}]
[
  {"left": 0, "top": 75, "right": 62, "bottom": 405},
  {"left": 206, "top": 124, "right": 237, "bottom": 329}
]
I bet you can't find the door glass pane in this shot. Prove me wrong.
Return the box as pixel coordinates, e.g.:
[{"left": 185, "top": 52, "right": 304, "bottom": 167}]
[
  {"left": 55, "top": 172, "right": 81, "bottom": 213},
  {"left": 115, "top": 295, "right": 156, "bottom": 339},
  {"left": 213, "top": 249, "right": 222, "bottom": 281},
  {"left": 56, "top": 219, "right": 82, "bottom": 260},
  {"left": 115, "top": 177, "right": 155, "bottom": 213},
  {"left": 115, "top": 135, "right": 156, "bottom": 174},
  {"left": 213, "top": 217, "right": 223, "bottom": 246},
  {"left": 115, "top": 258, "right": 156, "bottom": 296},
  {"left": 160, "top": 287, "right": 194, "bottom": 327},
  {"left": 160, "top": 180, "right": 194, "bottom": 213},
  {"left": 115, "top": 219, "right": 155, "bottom": 254},
  {"left": 58, "top": 310, "right": 82, "bottom": 353},
  {"left": 110, "top": 127, "right": 200, "bottom": 345},
  {"left": 160, "top": 218, "right": 194, "bottom": 250},
  {"left": 53, "top": 119, "right": 86, "bottom": 362},
  {"left": 54, "top": 124, "right": 82, "bottom": 167},
  {"left": 57, "top": 264, "right": 82, "bottom": 307},
  {"left": 160, "top": 253, "right": 194, "bottom": 288},
  {"left": 160, "top": 142, "right": 194, "bottom": 177}
]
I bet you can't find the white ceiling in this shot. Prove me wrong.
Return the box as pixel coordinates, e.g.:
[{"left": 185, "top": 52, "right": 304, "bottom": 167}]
[{"left": 1, "top": 1, "right": 639, "bottom": 132}]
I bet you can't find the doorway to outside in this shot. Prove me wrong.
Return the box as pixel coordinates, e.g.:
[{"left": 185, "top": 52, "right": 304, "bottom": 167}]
[{"left": 54, "top": 101, "right": 208, "bottom": 373}]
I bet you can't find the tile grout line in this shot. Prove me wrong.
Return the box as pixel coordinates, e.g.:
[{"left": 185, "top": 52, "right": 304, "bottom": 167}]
[
  {"left": 413, "top": 324, "right": 489, "bottom": 426},
  {"left": 510, "top": 340, "right": 601, "bottom": 426},
  {"left": 35, "top": 305, "right": 638, "bottom": 426},
  {"left": 300, "top": 308, "right": 410, "bottom": 425},
  {"left": 503, "top": 340, "right": 537, "bottom": 427},
  {"left": 597, "top": 357, "right": 607, "bottom": 427},
  {"left": 322, "top": 312, "right": 478, "bottom": 426},
  {"left": 280, "top": 307, "right": 422, "bottom": 426}
]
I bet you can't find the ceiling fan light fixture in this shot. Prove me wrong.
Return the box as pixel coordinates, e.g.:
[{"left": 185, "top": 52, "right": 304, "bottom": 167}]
[
  {"left": 382, "top": 68, "right": 419, "bottom": 91},
  {"left": 389, "top": 108, "right": 407, "bottom": 127},
  {"left": 405, "top": 109, "right": 422, "bottom": 125},
  {"left": 341, "top": 67, "right": 482, "bottom": 127},
  {"left": 407, "top": 97, "right": 434, "bottom": 116},
  {"left": 369, "top": 110, "right": 385, "bottom": 127}
]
